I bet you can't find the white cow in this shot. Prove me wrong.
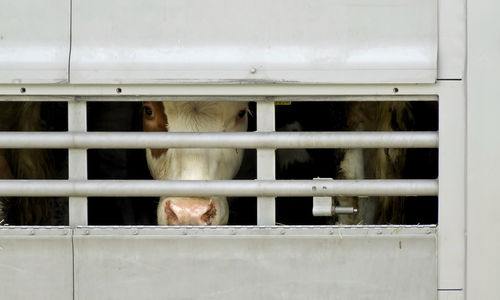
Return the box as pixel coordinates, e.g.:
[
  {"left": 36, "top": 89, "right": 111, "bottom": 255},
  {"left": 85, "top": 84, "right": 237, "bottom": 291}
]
[{"left": 142, "top": 101, "right": 249, "bottom": 225}]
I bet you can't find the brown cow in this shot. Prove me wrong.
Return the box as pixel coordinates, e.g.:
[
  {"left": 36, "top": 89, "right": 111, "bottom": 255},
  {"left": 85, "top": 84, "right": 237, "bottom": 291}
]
[{"left": 142, "top": 101, "right": 249, "bottom": 225}]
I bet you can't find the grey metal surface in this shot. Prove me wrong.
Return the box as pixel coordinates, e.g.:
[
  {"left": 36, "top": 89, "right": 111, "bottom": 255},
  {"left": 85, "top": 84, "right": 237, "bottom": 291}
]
[
  {"left": 0, "top": 179, "right": 438, "bottom": 197},
  {"left": 0, "top": 0, "right": 70, "bottom": 84},
  {"left": 437, "top": 0, "right": 466, "bottom": 80},
  {"left": 0, "top": 227, "right": 73, "bottom": 300},
  {"left": 0, "top": 131, "right": 439, "bottom": 149},
  {"left": 467, "top": 0, "right": 500, "bottom": 297},
  {"left": 0, "top": 95, "right": 439, "bottom": 102},
  {"left": 70, "top": 0, "right": 437, "bottom": 84},
  {"left": 0, "top": 226, "right": 438, "bottom": 299},
  {"left": 437, "top": 82, "right": 466, "bottom": 290},
  {"left": 73, "top": 226, "right": 437, "bottom": 300}
]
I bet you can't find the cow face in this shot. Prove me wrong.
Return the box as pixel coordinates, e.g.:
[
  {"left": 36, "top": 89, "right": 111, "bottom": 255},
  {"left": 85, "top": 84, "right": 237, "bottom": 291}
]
[{"left": 142, "top": 101, "right": 249, "bottom": 225}]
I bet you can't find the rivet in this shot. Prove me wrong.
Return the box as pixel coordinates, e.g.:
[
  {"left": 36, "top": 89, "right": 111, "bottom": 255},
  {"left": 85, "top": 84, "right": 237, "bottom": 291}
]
[
  {"left": 116, "top": 87, "right": 122, "bottom": 94},
  {"left": 20, "top": 87, "right": 26, "bottom": 94},
  {"left": 84, "top": 230, "right": 90, "bottom": 235},
  {"left": 30, "top": 230, "right": 35, "bottom": 235},
  {"left": 393, "top": 87, "right": 399, "bottom": 93},
  {"left": 250, "top": 67, "right": 257, "bottom": 74}
]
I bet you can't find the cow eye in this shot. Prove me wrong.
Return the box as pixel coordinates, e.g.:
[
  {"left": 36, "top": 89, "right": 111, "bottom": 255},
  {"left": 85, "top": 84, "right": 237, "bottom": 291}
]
[
  {"left": 237, "top": 109, "right": 247, "bottom": 119},
  {"left": 143, "top": 106, "right": 154, "bottom": 119}
]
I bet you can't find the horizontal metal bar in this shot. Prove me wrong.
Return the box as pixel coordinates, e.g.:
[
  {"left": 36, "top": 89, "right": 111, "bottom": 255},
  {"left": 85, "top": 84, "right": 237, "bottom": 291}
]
[
  {"left": 0, "top": 132, "right": 438, "bottom": 149},
  {"left": 0, "top": 226, "right": 438, "bottom": 236},
  {"left": 0, "top": 95, "right": 438, "bottom": 102},
  {"left": 0, "top": 82, "right": 446, "bottom": 96},
  {"left": 0, "top": 179, "right": 438, "bottom": 197}
]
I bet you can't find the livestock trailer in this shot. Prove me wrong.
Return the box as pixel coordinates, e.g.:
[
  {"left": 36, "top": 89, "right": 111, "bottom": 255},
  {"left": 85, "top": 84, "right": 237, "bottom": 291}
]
[{"left": 0, "top": 0, "right": 497, "bottom": 299}]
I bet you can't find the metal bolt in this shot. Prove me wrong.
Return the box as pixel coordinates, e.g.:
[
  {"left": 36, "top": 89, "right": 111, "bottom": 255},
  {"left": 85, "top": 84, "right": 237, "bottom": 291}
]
[
  {"left": 393, "top": 87, "right": 399, "bottom": 93},
  {"left": 20, "top": 87, "right": 26, "bottom": 94},
  {"left": 250, "top": 67, "right": 257, "bottom": 74},
  {"left": 116, "top": 87, "right": 122, "bottom": 94}
]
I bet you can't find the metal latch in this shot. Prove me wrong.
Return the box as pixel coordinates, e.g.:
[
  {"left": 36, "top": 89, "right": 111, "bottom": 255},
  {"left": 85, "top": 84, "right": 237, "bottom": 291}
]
[{"left": 312, "top": 178, "right": 358, "bottom": 217}]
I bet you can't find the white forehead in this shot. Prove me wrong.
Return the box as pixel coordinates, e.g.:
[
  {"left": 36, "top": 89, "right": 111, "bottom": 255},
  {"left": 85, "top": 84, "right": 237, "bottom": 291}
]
[{"left": 162, "top": 101, "right": 245, "bottom": 132}]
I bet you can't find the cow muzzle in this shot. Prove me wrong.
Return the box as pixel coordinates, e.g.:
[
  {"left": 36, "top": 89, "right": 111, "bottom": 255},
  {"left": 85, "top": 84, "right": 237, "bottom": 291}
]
[{"left": 159, "top": 197, "right": 218, "bottom": 226}]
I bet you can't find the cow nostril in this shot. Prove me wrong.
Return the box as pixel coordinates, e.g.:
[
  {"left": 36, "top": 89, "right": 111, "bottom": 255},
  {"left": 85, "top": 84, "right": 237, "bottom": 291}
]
[
  {"left": 201, "top": 201, "right": 217, "bottom": 225},
  {"left": 165, "top": 201, "right": 179, "bottom": 225}
]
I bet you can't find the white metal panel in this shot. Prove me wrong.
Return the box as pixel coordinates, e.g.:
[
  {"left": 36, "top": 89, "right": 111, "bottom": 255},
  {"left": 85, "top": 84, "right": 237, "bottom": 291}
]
[
  {"left": 73, "top": 226, "right": 437, "bottom": 300},
  {"left": 438, "top": 290, "right": 464, "bottom": 300},
  {"left": 0, "top": 0, "right": 70, "bottom": 83},
  {"left": 437, "top": 0, "right": 466, "bottom": 79},
  {"left": 70, "top": 0, "right": 437, "bottom": 84},
  {"left": 466, "top": 0, "right": 500, "bottom": 298},
  {"left": 0, "top": 228, "right": 73, "bottom": 300},
  {"left": 437, "top": 82, "right": 466, "bottom": 290}
]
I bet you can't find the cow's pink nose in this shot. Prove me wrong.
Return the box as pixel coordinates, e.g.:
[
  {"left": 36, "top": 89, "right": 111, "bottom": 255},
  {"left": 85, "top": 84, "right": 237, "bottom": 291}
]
[{"left": 164, "top": 198, "right": 217, "bottom": 225}]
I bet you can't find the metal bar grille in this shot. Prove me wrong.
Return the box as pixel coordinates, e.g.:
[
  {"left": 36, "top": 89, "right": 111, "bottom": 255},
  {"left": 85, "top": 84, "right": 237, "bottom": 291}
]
[{"left": 0, "top": 96, "right": 440, "bottom": 227}]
